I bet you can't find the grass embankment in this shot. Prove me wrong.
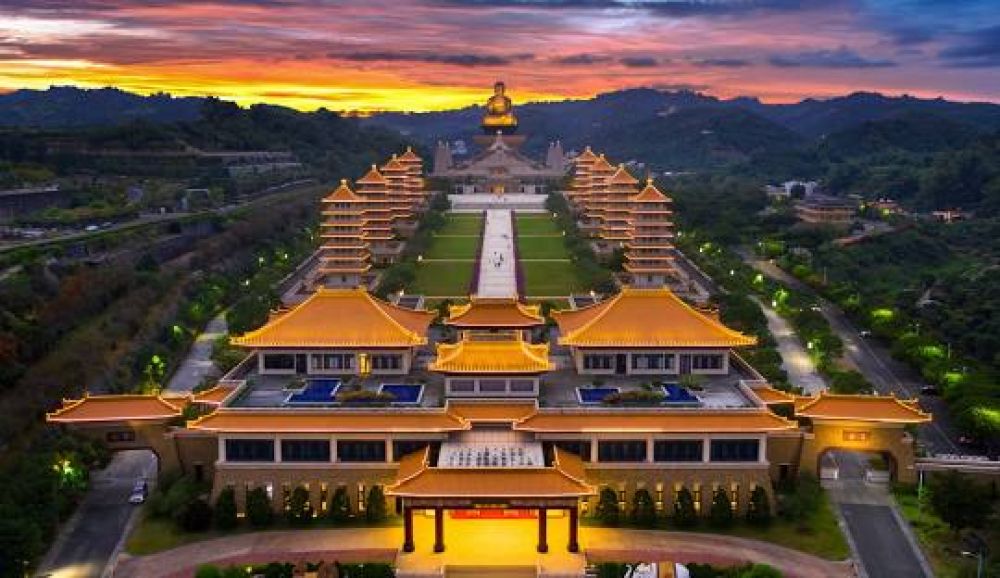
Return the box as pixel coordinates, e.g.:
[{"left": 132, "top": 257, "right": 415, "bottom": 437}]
[
  {"left": 516, "top": 214, "right": 584, "bottom": 297},
  {"left": 410, "top": 214, "right": 481, "bottom": 296}
]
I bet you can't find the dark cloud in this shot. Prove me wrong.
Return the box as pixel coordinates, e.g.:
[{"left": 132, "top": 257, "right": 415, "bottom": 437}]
[
  {"left": 887, "top": 26, "right": 936, "bottom": 46},
  {"left": 332, "top": 51, "right": 533, "bottom": 67},
  {"left": 651, "top": 82, "right": 710, "bottom": 92},
  {"left": 692, "top": 57, "right": 751, "bottom": 67},
  {"left": 620, "top": 56, "right": 659, "bottom": 68},
  {"left": 938, "top": 25, "right": 1000, "bottom": 67},
  {"left": 553, "top": 53, "right": 612, "bottom": 65},
  {"left": 768, "top": 47, "right": 896, "bottom": 68},
  {"left": 430, "top": 0, "right": 829, "bottom": 16}
]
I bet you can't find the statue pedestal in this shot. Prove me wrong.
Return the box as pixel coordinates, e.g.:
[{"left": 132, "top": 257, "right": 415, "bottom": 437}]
[{"left": 473, "top": 134, "right": 526, "bottom": 149}]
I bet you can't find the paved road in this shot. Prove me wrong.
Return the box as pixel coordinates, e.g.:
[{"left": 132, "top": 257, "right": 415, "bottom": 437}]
[
  {"left": 165, "top": 313, "right": 228, "bottom": 392},
  {"left": 752, "top": 296, "right": 826, "bottom": 394},
  {"left": 743, "top": 255, "right": 962, "bottom": 455},
  {"left": 35, "top": 451, "right": 155, "bottom": 578},
  {"left": 476, "top": 209, "right": 517, "bottom": 298}
]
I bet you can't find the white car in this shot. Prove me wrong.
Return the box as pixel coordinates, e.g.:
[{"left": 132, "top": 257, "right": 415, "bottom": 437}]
[{"left": 129, "top": 480, "right": 148, "bottom": 504}]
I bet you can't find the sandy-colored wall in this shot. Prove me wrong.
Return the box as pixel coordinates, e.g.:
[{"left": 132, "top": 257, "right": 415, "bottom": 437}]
[{"left": 799, "top": 420, "right": 918, "bottom": 483}]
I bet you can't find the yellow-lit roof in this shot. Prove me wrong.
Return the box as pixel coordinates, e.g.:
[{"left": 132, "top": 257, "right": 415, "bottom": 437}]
[
  {"left": 430, "top": 335, "right": 552, "bottom": 374},
  {"left": 322, "top": 180, "right": 363, "bottom": 202},
  {"left": 398, "top": 147, "right": 422, "bottom": 162},
  {"left": 232, "top": 288, "right": 433, "bottom": 348},
  {"left": 751, "top": 386, "right": 797, "bottom": 405},
  {"left": 516, "top": 409, "right": 797, "bottom": 433},
  {"left": 632, "top": 178, "right": 672, "bottom": 202},
  {"left": 796, "top": 393, "right": 931, "bottom": 423},
  {"left": 47, "top": 394, "right": 185, "bottom": 423},
  {"left": 382, "top": 156, "right": 406, "bottom": 172},
  {"left": 575, "top": 146, "right": 599, "bottom": 163},
  {"left": 591, "top": 154, "right": 616, "bottom": 174},
  {"left": 447, "top": 400, "right": 538, "bottom": 422},
  {"left": 191, "top": 384, "right": 238, "bottom": 406},
  {"left": 610, "top": 164, "right": 639, "bottom": 185},
  {"left": 356, "top": 165, "right": 387, "bottom": 185},
  {"left": 188, "top": 409, "right": 466, "bottom": 433},
  {"left": 446, "top": 297, "right": 544, "bottom": 328},
  {"left": 554, "top": 287, "right": 756, "bottom": 348}
]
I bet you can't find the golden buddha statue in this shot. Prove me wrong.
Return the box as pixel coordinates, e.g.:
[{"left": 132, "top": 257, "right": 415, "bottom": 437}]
[{"left": 482, "top": 81, "right": 518, "bottom": 134}]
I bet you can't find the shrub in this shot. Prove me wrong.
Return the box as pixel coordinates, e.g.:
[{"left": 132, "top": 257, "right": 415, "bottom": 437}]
[
  {"left": 286, "top": 486, "right": 313, "bottom": 526},
  {"left": 246, "top": 487, "right": 273, "bottom": 528},
  {"left": 338, "top": 562, "right": 395, "bottom": 578},
  {"left": 366, "top": 485, "right": 388, "bottom": 523},
  {"left": 336, "top": 390, "right": 396, "bottom": 404},
  {"left": 631, "top": 488, "right": 657, "bottom": 527},
  {"left": 601, "top": 390, "right": 664, "bottom": 406},
  {"left": 779, "top": 474, "right": 820, "bottom": 522},
  {"left": 176, "top": 498, "right": 213, "bottom": 532},
  {"left": 213, "top": 487, "right": 238, "bottom": 530},
  {"left": 709, "top": 488, "right": 733, "bottom": 528},
  {"left": 596, "top": 487, "right": 620, "bottom": 526},
  {"left": 150, "top": 474, "right": 201, "bottom": 519},
  {"left": 746, "top": 486, "right": 772, "bottom": 526},
  {"left": 195, "top": 564, "right": 222, "bottom": 578},
  {"left": 329, "top": 486, "right": 351, "bottom": 523},
  {"left": 672, "top": 487, "right": 697, "bottom": 528}
]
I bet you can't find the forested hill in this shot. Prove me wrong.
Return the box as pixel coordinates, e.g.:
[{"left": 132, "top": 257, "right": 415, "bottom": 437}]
[{"left": 0, "top": 86, "right": 204, "bottom": 127}]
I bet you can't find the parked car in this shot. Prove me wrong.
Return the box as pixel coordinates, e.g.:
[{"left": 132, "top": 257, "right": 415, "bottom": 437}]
[
  {"left": 920, "top": 385, "right": 940, "bottom": 396},
  {"left": 129, "top": 480, "right": 148, "bottom": 504},
  {"left": 858, "top": 330, "right": 872, "bottom": 338}
]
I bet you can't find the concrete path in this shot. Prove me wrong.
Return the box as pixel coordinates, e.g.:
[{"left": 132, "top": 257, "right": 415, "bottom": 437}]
[
  {"left": 114, "top": 526, "right": 851, "bottom": 578},
  {"left": 475, "top": 209, "right": 517, "bottom": 298},
  {"left": 751, "top": 296, "right": 827, "bottom": 395},
  {"left": 165, "top": 313, "right": 228, "bottom": 393}
]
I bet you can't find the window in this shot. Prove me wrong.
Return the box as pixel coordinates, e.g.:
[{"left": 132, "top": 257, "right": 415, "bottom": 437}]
[
  {"left": 710, "top": 439, "right": 760, "bottom": 462},
  {"left": 655, "top": 483, "right": 664, "bottom": 511},
  {"left": 281, "top": 439, "right": 331, "bottom": 462},
  {"left": 631, "top": 353, "right": 673, "bottom": 370},
  {"left": 450, "top": 379, "right": 475, "bottom": 392},
  {"left": 338, "top": 440, "right": 387, "bottom": 462},
  {"left": 583, "top": 355, "right": 613, "bottom": 370},
  {"left": 480, "top": 379, "right": 506, "bottom": 392},
  {"left": 654, "top": 440, "right": 703, "bottom": 462},
  {"left": 358, "top": 483, "right": 366, "bottom": 512},
  {"left": 552, "top": 440, "right": 592, "bottom": 462},
  {"left": 509, "top": 379, "right": 535, "bottom": 392},
  {"left": 312, "top": 353, "right": 354, "bottom": 371},
  {"left": 106, "top": 430, "right": 136, "bottom": 443},
  {"left": 692, "top": 354, "right": 724, "bottom": 370},
  {"left": 598, "top": 440, "right": 646, "bottom": 462},
  {"left": 371, "top": 354, "right": 401, "bottom": 370},
  {"left": 731, "top": 482, "right": 740, "bottom": 511},
  {"left": 693, "top": 483, "right": 702, "bottom": 514},
  {"left": 392, "top": 440, "right": 432, "bottom": 461},
  {"left": 262, "top": 354, "right": 295, "bottom": 370},
  {"left": 320, "top": 483, "right": 329, "bottom": 513},
  {"left": 225, "top": 439, "right": 275, "bottom": 462}
]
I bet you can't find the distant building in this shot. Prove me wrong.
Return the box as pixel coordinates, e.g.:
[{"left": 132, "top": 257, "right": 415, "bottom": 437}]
[
  {"left": 931, "top": 209, "right": 969, "bottom": 223},
  {"left": 870, "top": 198, "right": 903, "bottom": 215},
  {"left": 795, "top": 195, "right": 856, "bottom": 225},
  {"left": 0, "top": 185, "right": 68, "bottom": 223}
]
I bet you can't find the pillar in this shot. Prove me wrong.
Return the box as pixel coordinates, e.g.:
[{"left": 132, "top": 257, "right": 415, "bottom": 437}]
[
  {"left": 433, "top": 508, "right": 445, "bottom": 553},
  {"left": 403, "top": 506, "right": 415, "bottom": 553},
  {"left": 537, "top": 508, "right": 548, "bottom": 553},
  {"left": 568, "top": 507, "right": 579, "bottom": 553}
]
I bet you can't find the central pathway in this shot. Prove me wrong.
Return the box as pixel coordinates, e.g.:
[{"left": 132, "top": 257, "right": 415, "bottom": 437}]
[
  {"left": 751, "top": 296, "right": 826, "bottom": 395},
  {"left": 475, "top": 209, "right": 517, "bottom": 298}
]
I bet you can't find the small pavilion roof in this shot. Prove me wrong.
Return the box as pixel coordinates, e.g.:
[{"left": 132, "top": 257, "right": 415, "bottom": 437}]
[
  {"left": 430, "top": 335, "right": 552, "bottom": 374},
  {"left": 795, "top": 392, "right": 932, "bottom": 423},
  {"left": 398, "top": 147, "right": 422, "bottom": 163},
  {"left": 631, "top": 178, "right": 672, "bottom": 202},
  {"left": 322, "top": 179, "right": 363, "bottom": 202},
  {"left": 386, "top": 446, "right": 594, "bottom": 498},
  {"left": 590, "top": 154, "right": 617, "bottom": 174},
  {"left": 381, "top": 155, "right": 406, "bottom": 173},
  {"left": 553, "top": 286, "right": 756, "bottom": 348},
  {"left": 575, "top": 146, "right": 599, "bottom": 164},
  {"left": 232, "top": 287, "right": 433, "bottom": 348},
  {"left": 356, "top": 165, "right": 388, "bottom": 185},
  {"left": 47, "top": 394, "right": 185, "bottom": 423},
  {"left": 610, "top": 164, "right": 639, "bottom": 185},
  {"left": 446, "top": 297, "right": 544, "bottom": 328},
  {"left": 188, "top": 409, "right": 467, "bottom": 433},
  {"left": 515, "top": 409, "right": 797, "bottom": 433}
]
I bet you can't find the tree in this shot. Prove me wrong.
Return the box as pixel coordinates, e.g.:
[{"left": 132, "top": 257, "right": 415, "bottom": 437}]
[
  {"left": 245, "top": 487, "right": 273, "bottom": 528},
  {"left": 328, "top": 486, "right": 351, "bottom": 523},
  {"left": 709, "top": 487, "right": 734, "bottom": 528},
  {"left": 176, "top": 498, "right": 213, "bottom": 532},
  {"left": 366, "top": 485, "right": 388, "bottom": 523},
  {"left": 746, "top": 486, "right": 772, "bottom": 526},
  {"left": 595, "top": 487, "right": 620, "bottom": 526},
  {"left": 928, "top": 471, "right": 994, "bottom": 533},
  {"left": 286, "top": 486, "right": 313, "bottom": 526},
  {"left": 631, "top": 488, "right": 657, "bottom": 527},
  {"left": 672, "top": 487, "right": 698, "bottom": 528},
  {"left": 735, "top": 564, "right": 783, "bottom": 578},
  {"left": 213, "top": 487, "right": 238, "bottom": 530},
  {"left": 194, "top": 565, "right": 222, "bottom": 578}
]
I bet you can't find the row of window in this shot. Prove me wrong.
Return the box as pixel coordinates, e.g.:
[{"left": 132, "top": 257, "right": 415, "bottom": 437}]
[
  {"left": 264, "top": 353, "right": 404, "bottom": 372},
  {"left": 224, "top": 439, "right": 432, "bottom": 463},
  {"left": 553, "top": 439, "right": 760, "bottom": 463},
  {"left": 632, "top": 354, "right": 675, "bottom": 370},
  {"left": 581, "top": 353, "right": 725, "bottom": 371}
]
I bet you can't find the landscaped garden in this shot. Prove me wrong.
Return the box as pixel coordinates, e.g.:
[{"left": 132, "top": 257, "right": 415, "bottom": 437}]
[
  {"left": 408, "top": 213, "right": 481, "bottom": 296},
  {"left": 516, "top": 213, "right": 592, "bottom": 296}
]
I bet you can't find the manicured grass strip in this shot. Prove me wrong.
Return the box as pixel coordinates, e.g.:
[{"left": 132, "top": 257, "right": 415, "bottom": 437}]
[
  {"left": 438, "top": 215, "right": 484, "bottom": 236},
  {"left": 515, "top": 215, "right": 562, "bottom": 236},
  {"left": 522, "top": 260, "right": 586, "bottom": 296},
  {"left": 517, "top": 235, "right": 570, "bottom": 259},
  {"left": 423, "top": 235, "right": 479, "bottom": 259},
  {"left": 410, "top": 260, "right": 475, "bottom": 296}
]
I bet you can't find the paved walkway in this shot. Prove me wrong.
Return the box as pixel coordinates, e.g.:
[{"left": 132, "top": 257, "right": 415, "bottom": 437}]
[
  {"left": 165, "top": 313, "right": 228, "bottom": 392},
  {"left": 475, "top": 209, "right": 517, "bottom": 298},
  {"left": 751, "top": 296, "right": 826, "bottom": 395},
  {"left": 113, "top": 526, "right": 851, "bottom": 578}
]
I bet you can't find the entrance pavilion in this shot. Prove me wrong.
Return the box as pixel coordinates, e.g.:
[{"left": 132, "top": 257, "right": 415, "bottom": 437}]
[{"left": 387, "top": 445, "right": 593, "bottom": 555}]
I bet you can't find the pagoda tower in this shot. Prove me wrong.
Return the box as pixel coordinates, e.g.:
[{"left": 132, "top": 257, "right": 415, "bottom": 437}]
[
  {"left": 381, "top": 154, "right": 419, "bottom": 235},
  {"left": 397, "top": 146, "right": 426, "bottom": 216},
  {"left": 355, "top": 165, "right": 403, "bottom": 265},
  {"left": 568, "top": 146, "right": 599, "bottom": 210},
  {"left": 315, "top": 180, "right": 371, "bottom": 288},
  {"left": 580, "top": 153, "right": 616, "bottom": 236},
  {"left": 624, "top": 178, "right": 676, "bottom": 287},
  {"left": 597, "top": 164, "right": 640, "bottom": 253}
]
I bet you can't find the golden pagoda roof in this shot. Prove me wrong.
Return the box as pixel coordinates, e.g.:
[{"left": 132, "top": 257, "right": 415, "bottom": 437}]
[
  {"left": 610, "top": 164, "right": 639, "bottom": 185},
  {"left": 398, "top": 147, "right": 422, "bottom": 162},
  {"left": 430, "top": 334, "right": 552, "bottom": 374},
  {"left": 553, "top": 287, "right": 756, "bottom": 348},
  {"left": 47, "top": 394, "right": 185, "bottom": 423},
  {"left": 322, "top": 179, "right": 363, "bottom": 202},
  {"left": 515, "top": 409, "right": 797, "bottom": 433},
  {"left": 575, "top": 146, "right": 599, "bottom": 163},
  {"left": 381, "top": 155, "right": 406, "bottom": 172},
  {"left": 386, "top": 446, "right": 594, "bottom": 498},
  {"left": 446, "top": 297, "right": 544, "bottom": 328},
  {"left": 188, "top": 409, "right": 466, "bottom": 433},
  {"left": 356, "top": 165, "right": 387, "bottom": 185},
  {"left": 632, "top": 178, "right": 672, "bottom": 202},
  {"left": 591, "top": 154, "right": 617, "bottom": 174},
  {"left": 795, "top": 392, "right": 931, "bottom": 423},
  {"left": 232, "top": 287, "right": 433, "bottom": 348}
]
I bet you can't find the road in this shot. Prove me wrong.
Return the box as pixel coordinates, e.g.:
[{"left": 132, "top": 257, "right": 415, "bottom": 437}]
[
  {"left": 742, "top": 254, "right": 963, "bottom": 455},
  {"left": 752, "top": 296, "right": 826, "bottom": 394},
  {"left": 165, "top": 313, "right": 228, "bottom": 393},
  {"left": 35, "top": 451, "right": 155, "bottom": 578}
]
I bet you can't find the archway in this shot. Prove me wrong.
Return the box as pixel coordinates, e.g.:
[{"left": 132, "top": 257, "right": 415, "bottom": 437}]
[{"left": 817, "top": 447, "right": 898, "bottom": 482}]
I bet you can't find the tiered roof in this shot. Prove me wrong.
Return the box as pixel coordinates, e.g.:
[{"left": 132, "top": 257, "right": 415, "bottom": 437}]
[
  {"left": 317, "top": 180, "right": 371, "bottom": 278},
  {"left": 446, "top": 297, "right": 544, "bottom": 328},
  {"left": 795, "top": 392, "right": 931, "bottom": 423},
  {"left": 47, "top": 394, "right": 185, "bottom": 423},
  {"left": 430, "top": 334, "right": 552, "bottom": 374},
  {"left": 188, "top": 410, "right": 466, "bottom": 433},
  {"left": 553, "top": 286, "right": 756, "bottom": 348},
  {"left": 232, "top": 287, "right": 433, "bottom": 348}
]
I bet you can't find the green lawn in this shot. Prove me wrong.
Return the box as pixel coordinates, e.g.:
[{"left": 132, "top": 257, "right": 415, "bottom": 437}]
[
  {"left": 410, "top": 261, "right": 475, "bottom": 296},
  {"left": 516, "top": 215, "right": 562, "bottom": 236},
  {"left": 522, "top": 260, "right": 585, "bottom": 296},
  {"left": 126, "top": 515, "right": 222, "bottom": 556},
  {"left": 436, "top": 214, "right": 483, "bottom": 236},
  {"left": 517, "top": 236, "right": 569, "bottom": 259},
  {"left": 424, "top": 236, "right": 479, "bottom": 259}
]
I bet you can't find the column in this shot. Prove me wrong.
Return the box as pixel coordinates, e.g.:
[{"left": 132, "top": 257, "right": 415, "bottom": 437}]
[
  {"left": 433, "top": 508, "right": 445, "bottom": 553},
  {"left": 403, "top": 506, "right": 415, "bottom": 553},
  {"left": 537, "top": 508, "right": 548, "bottom": 553},
  {"left": 568, "top": 507, "right": 579, "bottom": 553}
]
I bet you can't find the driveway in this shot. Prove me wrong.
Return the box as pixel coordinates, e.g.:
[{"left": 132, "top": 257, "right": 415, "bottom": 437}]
[
  {"left": 165, "top": 313, "right": 228, "bottom": 393},
  {"left": 752, "top": 296, "right": 826, "bottom": 394}
]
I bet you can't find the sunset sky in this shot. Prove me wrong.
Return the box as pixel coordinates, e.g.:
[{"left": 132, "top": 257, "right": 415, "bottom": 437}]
[{"left": 1, "top": 0, "right": 998, "bottom": 112}]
